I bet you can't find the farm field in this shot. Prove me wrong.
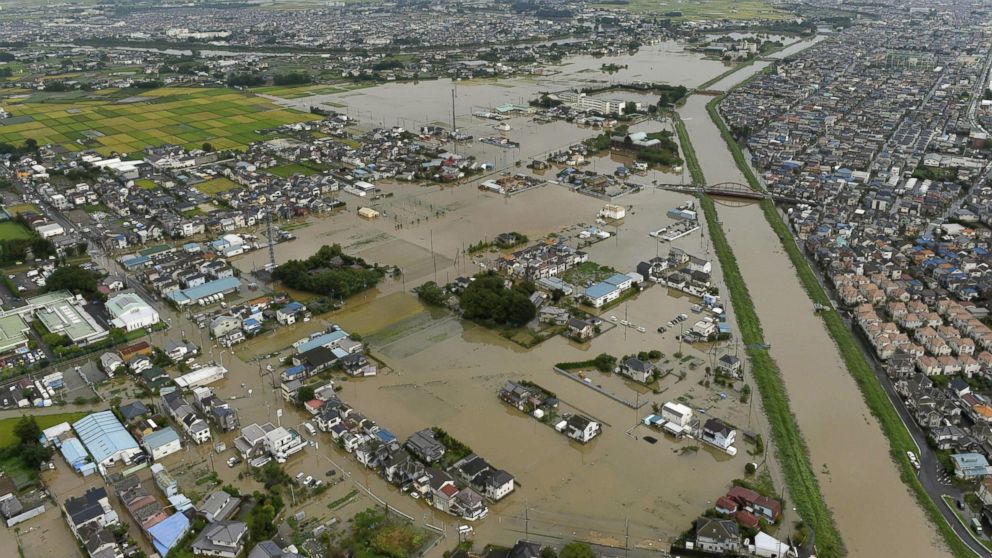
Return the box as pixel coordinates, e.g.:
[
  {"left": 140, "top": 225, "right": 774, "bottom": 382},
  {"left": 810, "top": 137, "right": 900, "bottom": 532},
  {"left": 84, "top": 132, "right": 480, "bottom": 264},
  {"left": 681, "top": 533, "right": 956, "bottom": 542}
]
[
  {"left": 268, "top": 161, "right": 322, "bottom": 178},
  {"left": 0, "top": 87, "right": 321, "bottom": 156},
  {"left": 593, "top": 0, "right": 789, "bottom": 19},
  {"left": 0, "top": 220, "right": 33, "bottom": 240}
]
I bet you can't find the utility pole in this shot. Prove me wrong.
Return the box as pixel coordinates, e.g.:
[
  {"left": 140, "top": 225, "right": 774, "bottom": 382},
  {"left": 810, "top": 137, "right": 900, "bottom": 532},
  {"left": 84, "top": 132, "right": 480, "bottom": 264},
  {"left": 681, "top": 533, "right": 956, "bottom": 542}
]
[{"left": 451, "top": 86, "right": 457, "bottom": 156}]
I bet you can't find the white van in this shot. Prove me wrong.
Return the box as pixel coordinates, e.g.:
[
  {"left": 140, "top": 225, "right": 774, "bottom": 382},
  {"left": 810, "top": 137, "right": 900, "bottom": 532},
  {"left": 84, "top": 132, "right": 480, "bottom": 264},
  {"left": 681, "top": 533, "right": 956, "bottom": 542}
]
[{"left": 303, "top": 422, "right": 317, "bottom": 436}]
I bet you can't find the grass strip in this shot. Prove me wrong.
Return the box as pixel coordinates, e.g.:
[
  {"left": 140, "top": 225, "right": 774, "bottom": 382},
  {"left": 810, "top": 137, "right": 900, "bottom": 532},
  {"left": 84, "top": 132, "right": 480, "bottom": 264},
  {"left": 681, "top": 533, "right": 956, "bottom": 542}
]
[
  {"left": 708, "top": 82, "right": 973, "bottom": 557},
  {"left": 672, "top": 112, "right": 705, "bottom": 185}
]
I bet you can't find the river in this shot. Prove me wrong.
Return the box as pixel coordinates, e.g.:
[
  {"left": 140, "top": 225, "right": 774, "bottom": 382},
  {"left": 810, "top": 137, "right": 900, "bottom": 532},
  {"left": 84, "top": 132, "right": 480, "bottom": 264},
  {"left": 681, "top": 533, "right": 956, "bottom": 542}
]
[{"left": 677, "top": 43, "right": 945, "bottom": 557}]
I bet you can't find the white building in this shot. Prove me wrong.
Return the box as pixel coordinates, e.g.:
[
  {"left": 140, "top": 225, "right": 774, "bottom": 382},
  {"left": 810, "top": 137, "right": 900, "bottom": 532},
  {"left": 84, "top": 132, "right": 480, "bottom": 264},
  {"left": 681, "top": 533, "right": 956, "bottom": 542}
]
[
  {"left": 599, "top": 204, "right": 626, "bottom": 220},
  {"left": 36, "top": 222, "right": 65, "bottom": 239},
  {"left": 142, "top": 427, "right": 182, "bottom": 461},
  {"left": 263, "top": 426, "right": 307, "bottom": 462},
  {"left": 661, "top": 402, "right": 693, "bottom": 428},
  {"left": 106, "top": 292, "right": 161, "bottom": 332}
]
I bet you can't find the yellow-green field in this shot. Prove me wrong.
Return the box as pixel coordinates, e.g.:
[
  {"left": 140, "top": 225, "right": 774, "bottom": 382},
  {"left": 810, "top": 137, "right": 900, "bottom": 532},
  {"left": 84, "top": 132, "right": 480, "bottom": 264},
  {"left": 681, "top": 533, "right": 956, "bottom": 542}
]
[
  {"left": 194, "top": 177, "right": 240, "bottom": 195},
  {"left": 594, "top": 0, "right": 789, "bottom": 19},
  {"left": 0, "top": 87, "right": 321, "bottom": 156},
  {"left": 4, "top": 203, "right": 40, "bottom": 216}
]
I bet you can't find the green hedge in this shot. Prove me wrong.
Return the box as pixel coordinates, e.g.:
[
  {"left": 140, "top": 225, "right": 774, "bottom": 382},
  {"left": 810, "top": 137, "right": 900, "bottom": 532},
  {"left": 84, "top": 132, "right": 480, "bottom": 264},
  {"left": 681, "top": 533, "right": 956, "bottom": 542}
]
[{"left": 673, "top": 113, "right": 705, "bottom": 186}]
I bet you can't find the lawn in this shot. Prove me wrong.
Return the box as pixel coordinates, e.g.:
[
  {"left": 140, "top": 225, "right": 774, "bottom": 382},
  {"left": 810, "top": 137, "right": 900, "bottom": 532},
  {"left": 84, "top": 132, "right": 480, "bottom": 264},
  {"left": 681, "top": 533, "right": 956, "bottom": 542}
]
[
  {"left": 134, "top": 178, "right": 158, "bottom": 190},
  {"left": 268, "top": 162, "right": 321, "bottom": 178},
  {"left": 194, "top": 177, "right": 240, "bottom": 195},
  {"left": 0, "top": 87, "right": 321, "bottom": 156},
  {"left": 562, "top": 261, "right": 617, "bottom": 286},
  {"left": 0, "top": 412, "right": 90, "bottom": 448},
  {"left": 0, "top": 220, "right": 33, "bottom": 240},
  {"left": 593, "top": 0, "right": 789, "bottom": 19}
]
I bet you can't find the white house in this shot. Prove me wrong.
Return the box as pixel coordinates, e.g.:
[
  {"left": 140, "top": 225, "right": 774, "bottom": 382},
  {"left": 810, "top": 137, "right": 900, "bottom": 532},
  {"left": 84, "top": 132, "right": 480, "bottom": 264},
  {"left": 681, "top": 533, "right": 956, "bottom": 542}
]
[
  {"left": 701, "top": 418, "right": 736, "bottom": 455},
  {"left": 106, "top": 292, "right": 161, "bottom": 332},
  {"left": 263, "top": 426, "right": 307, "bottom": 461},
  {"left": 142, "top": 427, "right": 182, "bottom": 461},
  {"left": 661, "top": 402, "right": 693, "bottom": 428},
  {"left": 562, "top": 415, "right": 600, "bottom": 443}
]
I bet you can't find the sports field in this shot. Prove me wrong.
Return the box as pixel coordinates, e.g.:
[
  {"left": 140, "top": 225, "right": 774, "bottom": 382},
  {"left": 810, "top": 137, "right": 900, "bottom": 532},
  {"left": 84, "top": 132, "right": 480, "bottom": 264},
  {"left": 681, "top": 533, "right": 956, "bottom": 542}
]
[
  {"left": 0, "top": 221, "right": 32, "bottom": 240},
  {"left": 0, "top": 87, "right": 321, "bottom": 156}
]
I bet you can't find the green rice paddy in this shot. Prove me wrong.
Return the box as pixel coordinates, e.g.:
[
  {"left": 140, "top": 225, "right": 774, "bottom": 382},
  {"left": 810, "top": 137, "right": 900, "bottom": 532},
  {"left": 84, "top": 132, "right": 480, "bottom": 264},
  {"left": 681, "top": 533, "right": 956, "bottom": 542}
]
[{"left": 0, "top": 87, "right": 321, "bottom": 156}]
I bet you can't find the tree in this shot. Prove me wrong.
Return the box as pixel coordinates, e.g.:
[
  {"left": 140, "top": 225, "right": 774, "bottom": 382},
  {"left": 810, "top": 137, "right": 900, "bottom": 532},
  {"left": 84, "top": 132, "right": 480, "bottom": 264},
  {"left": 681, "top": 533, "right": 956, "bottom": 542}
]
[
  {"left": 14, "top": 415, "right": 41, "bottom": 445},
  {"left": 593, "top": 353, "right": 617, "bottom": 373},
  {"left": 201, "top": 142, "right": 214, "bottom": 152},
  {"left": 46, "top": 265, "right": 102, "bottom": 300},
  {"left": 560, "top": 542, "right": 595, "bottom": 558},
  {"left": 415, "top": 281, "right": 446, "bottom": 306},
  {"left": 541, "top": 547, "right": 558, "bottom": 558},
  {"left": 459, "top": 272, "right": 535, "bottom": 327},
  {"left": 296, "top": 385, "right": 315, "bottom": 403}
]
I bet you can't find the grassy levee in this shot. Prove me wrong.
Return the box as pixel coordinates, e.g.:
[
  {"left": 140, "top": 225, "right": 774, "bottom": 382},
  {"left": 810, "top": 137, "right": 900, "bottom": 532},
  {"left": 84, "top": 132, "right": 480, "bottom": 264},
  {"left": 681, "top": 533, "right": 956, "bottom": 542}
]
[
  {"left": 672, "top": 113, "right": 705, "bottom": 185},
  {"left": 699, "top": 195, "right": 845, "bottom": 558},
  {"left": 708, "top": 85, "right": 972, "bottom": 557}
]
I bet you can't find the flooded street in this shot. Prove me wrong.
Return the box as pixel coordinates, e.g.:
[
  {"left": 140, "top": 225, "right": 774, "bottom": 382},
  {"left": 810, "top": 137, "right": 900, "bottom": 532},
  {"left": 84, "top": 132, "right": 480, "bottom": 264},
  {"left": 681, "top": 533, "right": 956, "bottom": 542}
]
[
  {"left": 677, "top": 38, "right": 944, "bottom": 555},
  {"left": 125, "top": 179, "right": 783, "bottom": 551}
]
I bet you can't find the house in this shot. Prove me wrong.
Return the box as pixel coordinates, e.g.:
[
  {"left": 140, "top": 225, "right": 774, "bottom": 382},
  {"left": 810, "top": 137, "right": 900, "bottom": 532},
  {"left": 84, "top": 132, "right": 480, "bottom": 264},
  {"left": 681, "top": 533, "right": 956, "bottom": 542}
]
[
  {"left": 718, "top": 354, "right": 741, "bottom": 376},
  {"left": 340, "top": 353, "right": 377, "bottom": 377},
  {"left": 952, "top": 452, "right": 992, "bottom": 479},
  {"left": 661, "top": 402, "right": 693, "bottom": 428},
  {"left": 100, "top": 353, "right": 125, "bottom": 376},
  {"left": 616, "top": 357, "right": 655, "bottom": 383},
  {"left": 199, "top": 491, "right": 240, "bottom": 523},
  {"left": 727, "top": 486, "right": 781, "bottom": 521},
  {"left": 64, "top": 488, "right": 119, "bottom": 538},
  {"left": 564, "top": 415, "right": 600, "bottom": 443},
  {"left": 276, "top": 302, "right": 307, "bottom": 325},
  {"left": 191, "top": 520, "right": 248, "bottom": 558},
  {"left": 262, "top": 426, "right": 306, "bottom": 461},
  {"left": 406, "top": 429, "right": 445, "bottom": 463},
  {"left": 249, "top": 540, "right": 300, "bottom": 558},
  {"left": 210, "top": 315, "right": 241, "bottom": 339},
  {"left": 565, "top": 318, "right": 595, "bottom": 341},
  {"left": 142, "top": 427, "right": 182, "bottom": 461},
  {"left": 118, "top": 401, "right": 150, "bottom": 422},
  {"left": 701, "top": 418, "right": 736, "bottom": 454},
  {"left": 694, "top": 517, "right": 742, "bottom": 554}
]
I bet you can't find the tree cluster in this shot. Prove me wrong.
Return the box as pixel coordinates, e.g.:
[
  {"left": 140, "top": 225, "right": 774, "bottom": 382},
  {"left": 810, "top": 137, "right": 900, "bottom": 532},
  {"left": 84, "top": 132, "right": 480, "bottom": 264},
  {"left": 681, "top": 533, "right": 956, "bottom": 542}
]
[
  {"left": 459, "top": 271, "right": 536, "bottom": 327},
  {"left": 0, "top": 416, "right": 54, "bottom": 471},
  {"left": 273, "top": 72, "right": 312, "bottom": 86},
  {"left": 227, "top": 72, "right": 265, "bottom": 87},
  {"left": 414, "top": 281, "right": 447, "bottom": 306},
  {"left": 47, "top": 265, "right": 104, "bottom": 301},
  {"left": 272, "top": 244, "right": 384, "bottom": 299}
]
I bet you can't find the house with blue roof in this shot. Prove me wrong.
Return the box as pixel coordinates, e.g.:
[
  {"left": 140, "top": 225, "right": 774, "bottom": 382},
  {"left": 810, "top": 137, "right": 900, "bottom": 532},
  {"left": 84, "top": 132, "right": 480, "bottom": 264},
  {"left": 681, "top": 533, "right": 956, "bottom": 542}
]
[
  {"left": 295, "top": 330, "right": 348, "bottom": 354},
  {"left": 142, "top": 427, "right": 182, "bottom": 461},
  {"left": 583, "top": 273, "right": 635, "bottom": 308},
  {"left": 147, "top": 512, "right": 190, "bottom": 556}
]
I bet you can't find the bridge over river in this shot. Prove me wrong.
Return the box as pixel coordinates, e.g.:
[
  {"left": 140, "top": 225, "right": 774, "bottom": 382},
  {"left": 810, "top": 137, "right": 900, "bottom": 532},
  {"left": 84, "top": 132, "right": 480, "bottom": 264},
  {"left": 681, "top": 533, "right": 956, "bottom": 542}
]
[{"left": 654, "top": 181, "right": 812, "bottom": 205}]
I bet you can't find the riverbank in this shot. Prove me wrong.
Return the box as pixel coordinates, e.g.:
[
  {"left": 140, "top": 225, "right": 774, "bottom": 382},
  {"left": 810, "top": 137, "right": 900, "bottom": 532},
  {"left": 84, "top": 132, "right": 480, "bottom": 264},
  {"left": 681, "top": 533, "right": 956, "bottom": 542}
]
[
  {"left": 698, "top": 195, "right": 844, "bottom": 557},
  {"left": 707, "top": 70, "right": 967, "bottom": 556},
  {"left": 674, "top": 76, "right": 844, "bottom": 555}
]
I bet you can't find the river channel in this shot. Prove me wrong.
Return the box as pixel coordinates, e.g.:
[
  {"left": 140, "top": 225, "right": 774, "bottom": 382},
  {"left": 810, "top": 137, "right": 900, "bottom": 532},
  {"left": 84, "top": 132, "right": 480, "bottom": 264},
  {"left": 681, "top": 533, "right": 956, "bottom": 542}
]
[{"left": 677, "top": 45, "right": 945, "bottom": 557}]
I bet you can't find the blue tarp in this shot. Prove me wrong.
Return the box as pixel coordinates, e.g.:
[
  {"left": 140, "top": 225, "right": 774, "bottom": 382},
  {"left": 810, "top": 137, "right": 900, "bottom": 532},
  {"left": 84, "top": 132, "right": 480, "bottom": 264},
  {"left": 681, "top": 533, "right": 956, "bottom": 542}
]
[{"left": 148, "top": 513, "right": 190, "bottom": 556}]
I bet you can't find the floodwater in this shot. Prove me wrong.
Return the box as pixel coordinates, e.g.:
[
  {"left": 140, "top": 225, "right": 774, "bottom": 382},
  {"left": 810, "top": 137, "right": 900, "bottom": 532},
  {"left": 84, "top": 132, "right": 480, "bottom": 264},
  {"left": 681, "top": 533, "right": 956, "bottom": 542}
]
[
  {"left": 268, "top": 40, "right": 730, "bottom": 136},
  {"left": 97, "top": 175, "right": 784, "bottom": 552},
  {"left": 678, "top": 43, "right": 944, "bottom": 555}
]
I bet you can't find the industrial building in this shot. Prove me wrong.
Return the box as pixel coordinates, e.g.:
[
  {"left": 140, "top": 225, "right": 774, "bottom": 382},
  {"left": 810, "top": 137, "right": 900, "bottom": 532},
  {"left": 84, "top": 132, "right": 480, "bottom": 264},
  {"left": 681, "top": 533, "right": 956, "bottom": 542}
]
[
  {"left": 106, "top": 292, "right": 161, "bottom": 332},
  {"left": 72, "top": 411, "right": 143, "bottom": 467}
]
